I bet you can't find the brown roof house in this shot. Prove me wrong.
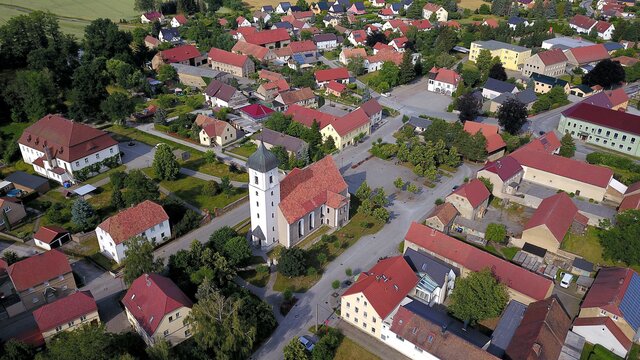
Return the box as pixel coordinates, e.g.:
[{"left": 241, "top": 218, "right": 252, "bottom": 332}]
[
  {"left": 7, "top": 250, "right": 77, "bottom": 312},
  {"left": 202, "top": 79, "right": 250, "bottom": 109},
  {"left": 123, "top": 274, "right": 193, "bottom": 346},
  {"left": 424, "top": 202, "right": 458, "bottom": 233},
  {"left": 505, "top": 296, "right": 572, "bottom": 360},
  {"left": 522, "top": 49, "right": 568, "bottom": 77},
  {"left": 96, "top": 200, "right": 170, "bottom": 264},
  {"left": 516, "top": 192, "right": 588, "bottom": 253},
  {"left": 18, "top": 114, "right": 120, "bottom": 184},
  {"left": 477, "top": 156, "right": 524, "bottom": 197},
  {"left": 33, "top": 290, "right": 99, "bottom": 343},
  {"left": 208, "top": 48, "right": 255, "bottom": 78},
  {"left": 445, "top": 179, "right": 490, "bottom": 220},
  {"left": 198, "top": 117, "right": 238, "bottom": 147},
  {"left": 0, "top": 198, "right": 27, "bottom": 232},
  {"left": 274, "top": 87, "right": 317, "bottom": 111}
]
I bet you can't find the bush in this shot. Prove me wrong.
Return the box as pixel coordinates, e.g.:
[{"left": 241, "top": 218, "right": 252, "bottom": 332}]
[
  {"left": 256, "top": 264, "right": 269, "bottom": 274},
  {"left": 435, "top": 198, "right": 444, "bottom": 205},
  {"left": 332, "top": 280, "right": 340, "bottom": 289},
  {"left": 278, "top": 248, "right": 307, "bottom": 277},
  {"left": 307, "top": 267, "right": 318, "bottom": 276},
  {"left": 283, "top": 288, "right": 293, "bottom": 301},
  {"left": 345, "top": 268, "right": 352, "bottom": 276}
]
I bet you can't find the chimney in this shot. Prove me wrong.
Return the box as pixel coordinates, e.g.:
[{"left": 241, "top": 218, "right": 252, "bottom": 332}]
[
  {"left": 532, "top": 343, "right": 542, "bottom": 357},
  {"left": 619, "top": 278, "right": 624, "bottom": 285},
  {"left": 145, "top": 274, "right": 151, "bottom": 287}
]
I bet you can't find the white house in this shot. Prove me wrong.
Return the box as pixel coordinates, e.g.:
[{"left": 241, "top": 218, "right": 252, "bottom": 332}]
[
  {"left": 18, "top": 114, "right": 121, "bottom": 184},
  {"left": 404, "top": 248, "right": 457, "bottom": 305},
  {"left": 595, "top": 20, "right": 615, "bottom": 40},
  {"left": 313, "top": 33, "right": 339, "bottom": 51},
  {"left": 170, "top": 15, "right": 188, "bottom": 27},
  {"left": 275, "top": 1, "right": 291, "bottom": 14},
  {"left": 159, "top": 29, "right": 181, "bottom": 43},
  {"left": 236, "top": 16, "right": 252, "bottom": 27},
  {"left": 141, "top": 11, "right": 164, "bottom": 23},
  {"left": 96, "top": 200, "right": 170, "bottom": 264},
  {"left": 569, "top": 14, "right": 597, "bottom": 34},
  {"left": 422, "top": 3, "right": 448, "bottom": 22},
  {"left": 202, "top": 79, "right": 250, "bottom": 109},
  {"left": 427, "top": 66, "right": 461, "bottom": 95}
]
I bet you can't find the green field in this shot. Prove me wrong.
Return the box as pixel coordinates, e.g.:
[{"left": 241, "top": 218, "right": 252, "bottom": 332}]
[{"left": 0, "top": 0, "right": 139, "bottom": 37}]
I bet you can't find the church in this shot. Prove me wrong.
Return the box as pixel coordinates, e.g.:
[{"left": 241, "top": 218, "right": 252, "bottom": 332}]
[{"left": 247, "top": 143, "right": 351, "bottom": 249}]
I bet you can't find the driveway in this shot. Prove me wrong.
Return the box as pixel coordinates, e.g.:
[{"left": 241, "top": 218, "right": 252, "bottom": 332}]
[
  {"left": 119, "top": 141, "right": 155, "bottom": 170},
  {"left": 0, "top": 240, "right": 38, "bottom": 258},
  {"left": 335, "top": 321, "right": 411, "bottom": 360}
]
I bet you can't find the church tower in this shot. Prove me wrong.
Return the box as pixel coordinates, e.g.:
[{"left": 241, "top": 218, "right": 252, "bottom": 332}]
[{"left": 247, "top": 142, "right": 280, "bottom": 248}]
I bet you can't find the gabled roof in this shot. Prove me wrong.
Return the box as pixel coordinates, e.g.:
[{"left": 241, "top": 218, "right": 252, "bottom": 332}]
[
  {"left": 8, "top": 250, "right": 71, "bottom": 292},
  {"left": 480, "top": 156, "right": 523, "bottom": 181},
  {"left": 567, "top": 44, "right": 610, "bottom": 64},
  {"left": 342, "top": 47, "right": 367, "bottom": 59},
  {"left": 449, "top": 178, "right": 491, "bottom": 208},
  {"left": 562, "top": 103, "right": 640, "bottom": 135},
  {"left": 508, "top": 16, "right": 527, "bottom": 25},
  {"left": 208, "top": 47, "right": 249, "bottom": 68},
  {"left": 483, "top": 77, "right": 517, "bottom": 94},
  {"left": 423, "top": 2, "right": 443, "bottom": 11},
  {"left": 143, "top": 11, "right": 163, "bottom": 21},
  {"left": 97, "top": 200, "right": 169, "bottom": 245},
  {"left": 367, "top": 48, "right": 403, "bottom": 65},
  {"left": 404, "top": 223, "right": 553, "bottom": 301},
  {"left": 536, "top": 48, "right": 569, "bottom": 65},
  {"left": 595, "top": 20, "right": 613, "bottom": 33},
  {"left": 243, "top": 28, "right": 291, "bottom": 46},
  {"left": 239, "top": 104, "right": 275, "bottom": 120},
  {"left": 619, "top": 193, "right": 640, "bottom": 212},
  {"left": 523, "top": 131, "right": 561, "bottom": 154},
  {"left": 582, "top": 267, "right": 640, "bottom": 329},
  {"left": 483, "top": 18, "right": 499, "bottom": 28},
  {"left": 343, "top": 256, "right": 418, "bottom": 319},
  {"left": 33, "top": 226, "right": 68, "bottom": 244},
  {"left": 315, "top": 67, "right": 350, "bottom": 82},
  {"left": 531, "top": 73, "right": 568, "bottom": 87},
  {"left": 259, "top": 128, "right": 308, "bottom": 153},
  {"left": 202, "top": 119, "right": 231, "bottom": 137},
  {"left": 428, "top": 67, "right": 461, "bottom": 86},
  {"left": 159, "top": 44, "right": 202, "bottom": 63},
  {"left": 505, "top": 296, "right": 571, "bottom": 360},
  {"left": 359, "top": 99, "right": 383, "bottom": 118},
  {"left": 331, "top": 108, "right": 370, "bottom": 136},
  {"left": 18, "top": 115, "right": 118, "bottom": 163},
  {"left": 33, "top": 291, "right": 97, "bottom": 332},
  {"left": 194, "top": 114, "right": 217, "bottom": 127},
  {"left": 327, "top": 80, "right": 346, "bottom": 93},
  {"left": 524, "top": 192, "right": 579, "bottom": 243},
  {"left": 122, "top": 274, "right": 193, "bottom": 337},
  {"left": 289, "top": 40, "right": 317, "bottom": 53},
  {"left": 570, "top": 14, "right": 596, "bottom": 29},
  {"left": 232, "top": 41, "right": 270, "bottom": 61},
  {"left": 426, "top": 202, "right": 459, "bottom": 226},
  {"left": 510, "top": 149, "right": 613, "bottom": 188},
  {"left": 404, "top": 248, "right": 458, "bottom": 287},
  {"left": 572, "top": 317, "right": 633, "bottom": 351},
  {"left": 203, "top": 79, "right": 239, "bottom": 102},
  {"left": 277, "top": 88, "right": 315, "bottom": 105},
  {"left": 160, "top": 28, "right": 180, "bottom": 40},
  {"left": 279, "top": 156, "right": 348, "bottom": 223},
  {"left": 173, "top": 14, "right": 188, "bottom": 25},
  {"left": 313, "top": 33, "right": 338, "bottom": 43},
  {"left": 463, "top": 121, "right": 506, "bottom": 153}
]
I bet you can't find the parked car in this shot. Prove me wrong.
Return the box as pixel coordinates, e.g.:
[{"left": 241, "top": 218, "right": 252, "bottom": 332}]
[
  {"left": 299, "top": 335, "right": 315, "bottom": 352},
  {"left": 560, "top": 272, "right": 574, "bottom": 288}
]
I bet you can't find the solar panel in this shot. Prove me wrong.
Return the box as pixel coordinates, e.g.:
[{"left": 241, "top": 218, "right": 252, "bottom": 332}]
[{"left": 620, "top": 272, "right": 640, "bottom": 330}]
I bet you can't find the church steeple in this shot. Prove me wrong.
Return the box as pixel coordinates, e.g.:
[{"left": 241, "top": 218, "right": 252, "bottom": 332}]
[{"left": 247, "top": 141, "right": 279, "bottom": 173}]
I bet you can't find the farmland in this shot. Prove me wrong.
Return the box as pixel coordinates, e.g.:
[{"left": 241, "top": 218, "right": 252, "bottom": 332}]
[{"left": 0, "top": 0, "right": 138, "bottom": 37}]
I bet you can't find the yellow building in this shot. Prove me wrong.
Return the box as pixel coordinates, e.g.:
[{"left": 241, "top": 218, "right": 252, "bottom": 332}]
[
  {"left": 470, "top": 40, "right": 532, "bottom": 71},
  {"left": 341, "top": 256, "right": 418, "bottom": 338},
  {"left": 33, "top": 291, "right": 100, "bottom": 343}
]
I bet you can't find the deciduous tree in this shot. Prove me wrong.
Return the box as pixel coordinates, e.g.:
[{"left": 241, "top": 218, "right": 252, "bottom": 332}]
[
  {"left": 278, "top": 248, "right": 307, "bottom": 277},
  {"left": 485, "top": 223, "right": 506, "bottom": 242},
  {"left": 582, "top": 59, "right": 625, "bottom": 89},
  {"left": 559, "top": 132, "right": 576, "bottom": 158},
  {"left": 457, "top": 93, "right": 481, "bottom": 122},
  {"left": 488, "top": 63, "right": 507, "bottom": 81},
  {"left": 4, "top": 69, "right": 59, "bottom": 122},
  {"left": 284, "top": 338, "right": 310, "bottom": 360},
  {"left": 497, "top": 98, "right": 528, "bottom": 134},
  {"left": 449, "top": 269, "right": 509, "bottom": 324},
  {"left": 101, "top": 92, "right": 134, "bottom": 123},
  {"left": 599, "top": 210, "right": 640, "bottom": 265},
  {"left": 153, "top": 144, "right": 180, "bottom": 181}
]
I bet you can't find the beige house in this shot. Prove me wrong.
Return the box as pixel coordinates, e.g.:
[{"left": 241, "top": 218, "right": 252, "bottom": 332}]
[
  {"left": 470, "top": 40, "right": 532, "bottom": 71},
  {"left": 7, "top": 250, "right": 77, "bottom": 311},
  {"left": 445, "top": 179, "right": 490, "bottom": 220},
  {"left": 531, "top": 73, "right": 570, "bottom": 94},
  {"left": 0, "top": 198, "right": 27, "bottom": 231},
  {"left": 198, "top": 118, "right": 238, "bottom": 147},
  {"left": 123, "top": 274, "right": 193, "bottom": 347},
  {"left": 422, "top": 3, "right": 448, "bottom": 22},
  {"left": 424, "top": 202, "right": 458, "bottom": 233},
  {"left": 208, "top": 48, "right": 255, "bottom": 78},
  {"left": 477, "top": 156, "right": 524, "bottom": 197},
  {"left": 33, "top": 291, "right": 100, "bottom": 343},
  {"left": 341, "top": 256, "right": 418, "bottom": 338},
  {"left": 522, "top": 49, "right": 568, "bottom": 77}
]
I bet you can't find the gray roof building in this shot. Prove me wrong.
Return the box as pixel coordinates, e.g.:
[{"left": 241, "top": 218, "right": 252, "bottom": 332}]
[
  {"left": 404, "top": 248, "right": 459, "bottom": 288},
  {"left": 474, "top": 40, "right": 530, "bottom": 53},
  {"left": 259, "top": 128, "right": 308, "bottom": 155},
  {"left": 247, "top": 141, "right": 279, "bottom": 172}
]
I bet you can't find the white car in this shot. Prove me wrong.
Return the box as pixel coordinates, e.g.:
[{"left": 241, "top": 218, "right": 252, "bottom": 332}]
[{"left": 560, "top": 272, "right": 574, "bottom": 288}]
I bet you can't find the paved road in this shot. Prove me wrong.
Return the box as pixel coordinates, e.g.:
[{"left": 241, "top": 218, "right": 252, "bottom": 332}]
[{"left": 580, "top": 0, "right": 594, "bottom": 16}]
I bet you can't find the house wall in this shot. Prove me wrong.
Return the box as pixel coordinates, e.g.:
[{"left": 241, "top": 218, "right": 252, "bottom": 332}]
[
  {"left": 445, "top": 194, "right": 487, "bottom": 220},
  {"left": 97, "top": 219, "right": 170, "bottom": 264},
  {"left": 425, "top": 217, "right": 447, "bottom": 233},
  {"left": 153, "top": 307, "right": 193, "bottom": 346},
  {"left": 572, "top": 324, "right": 629, "bottom": 357},
  {"left": 199, "top": 129, "right": 213, "bottom": 146},
  {"left": 520, "top": 225, "right": 561, "bottom": 253},
  {"left": 0, "top": 202, "right": 27, "bottom": 230},
  {"left": 209, "top": 59, "right": 255, "bottom": 78},
  {"left": 427, "top": 79, "right": 457, "bottom": 95},
  {"left": 522, "top": 55, "right": 567, "bottom": 77},
  {"left": 579, "top": 307, "right": 637, "bottom": 340},
  {"left": 470, "top": 42, "right": 532, "bottom": 71},
  {"left": 15, "top": 271, "right": 77, "bottom": 311},
  {"left": 316, "top": 40, "right": 338, "bottom": 50},
  {"left": 520, "top": 165, "right": 608, "bottom": 201},
  {"left": 477, "top": 169, "right": 524, "bottom": 197},
  {"left": 422, "top": 8, "right": 448, "bottom": 22},
  {"left": 41, "top": 309, "right": 100, "bottom": 343},
  {"left": 381, "top": 322, "right": 439, "bottom": 360},
  {"left": 558, "top": 115, "right": 640, "bottom": 157},
  {"left": 340, "top": 293, "right": 384, "bottom": 338},
  {"left": 125, "top": 307, "right": 155, "bottom": 346},
  {"left": 321, "top": 122, "right": 371, "bottom": 149}
]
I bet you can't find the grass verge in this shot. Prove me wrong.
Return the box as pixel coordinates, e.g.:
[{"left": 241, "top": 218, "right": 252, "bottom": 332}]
[
  {"left": 334, "top": 337, "right": 381, "bottom": 360},
  {"left": 238, "top": 269, "right": 270, "bottom": 288},
  {"left": 228, "top": 142, "right": 257, "bottom": 158}
]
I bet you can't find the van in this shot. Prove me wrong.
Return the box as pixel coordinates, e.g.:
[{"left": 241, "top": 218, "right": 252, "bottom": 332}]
[{"left": 560, "top": 272, "right": 574, "bottom": 288}]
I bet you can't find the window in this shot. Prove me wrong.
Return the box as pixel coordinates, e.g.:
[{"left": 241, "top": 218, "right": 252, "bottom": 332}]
[
  {"left": 55, "top": 326, "right": 62, "bottom": 332},
  {"left": 623, "top": 135, "right": 627, "bottom": 141},
  {"left": 632, "top": 138, "right": 636, "bottom": 144},
  {"left": 415, "top": 346, "right": 424, "bottom": 353},
  {"left": 600, "top": 309, "right": 607, "bottom": 315},
  {"left": 169, "top": 316, "right": 174, "bottom": 322},
  {"left": 346, "top": 313, "right": 350, "bottom": 318},
  {"left": 355, "top": 307, "right": 359, "bottom": 313},
  {"left": 362, "top": 323, "right": 367, "bottom": 329},
  {"left": 606, "top": 131, "right": 611, "bottom": 136},
  {"left": 85, "top": 158, "right": 89, "bottom": 164},
  {"left": 396, "top": 335, "right": 404, "bottom": 342},
  {"left": 372, "top": 318, "right": 376, "bottom": 323},
  {"left": 364, "top": 301, "right": 368, "bottom": 306},
  {"left": 176, "top": 312, "right": 180, "bottom": 318},
  {"left": 371, "top": 328, "right": 375, "bottom": 333},
  {"left": 185, "top": 330, "right": 191, "bottom": 337},
  {"left": 164, "top": 330, "right": 169, "bottom": 337},
  {"left": 346, "top": 302, "right": 350, "bottom": 308},
  {"left": 255, "top": 191, "right": 258, "bottom": 196},
  {"left": 75, "top": 161, "right": 79, "bottom": 166},
  {"left": 256, "top": 201, "right": 259, "bottom": 207},
  {"left": 254, "top": 176, "right": 258, "bottom": 185},
  {"left": 364, "top": 312, "right": 367, "bottom": 318},
  {"left": 613, "top": 315, "right": 618, "bottom": 320},
  {"left": 68, "top": 321, "right": 75, "bottom": 326},
  {"left": 110, "top": 148, "right": 114, "bottom": 154},
  {"left": 96, "top": 153, "right": 100, "bottom": 159},
  {"left": 269, "top": 175, "right": 273, "bottom": 184},
  {"left": 81, "top": 315, "right": 87, "bottom": 321}
]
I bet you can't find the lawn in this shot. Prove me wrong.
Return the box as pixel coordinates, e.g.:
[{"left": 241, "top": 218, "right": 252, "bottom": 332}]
[
  {"left": 87, "top": 165, "right": 127, "bottom": 184},
  {"left": 228, "top": 142, "right": 257, "bottom": 158},
  {"left": 500, "top": 246, "right": 519, "bottom": 260},
  {"left": 183, "top": 158, "right": 249, "bottom": 182},
  {"left": 357, "top": 71, "right": 379, "bottom": 85},
  {"left": 334, "top": 337, "right": 381, "bottom": 360},
  {"left": 581, "top": 343, "right": 623, "bottom": 360},
  {"left": 458, "top": 0, "right": 488, "bottom": 9},
  {"left": 273, "top": 272, "right": 322, "bottom": 293},
  {"left": 0, "top": 160, "right": 36, "bottom": 178},
  {"left": 561, "top": 227, "right": 640, "bottom": 272},
  {"left": 238, "top": 269, "right": 270, "bottom": 288},
  {"left": 108, "top": 125, "right": 202, "bottom": 158},
  {"left": 144, "top": 168, "right": 248, "bottom": 212}
]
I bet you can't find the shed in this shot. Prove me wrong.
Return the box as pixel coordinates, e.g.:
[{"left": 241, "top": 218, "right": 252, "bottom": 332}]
[
  {"left": 173, "top": 149, "right": 190, "bottom": 161},
  {"left": 5, "top": 171, "right": 50, "bottom": 194},
  {"left": 33, "top": 226, "right": 71, "bottom": 250},
  {"left": 0, "top": 180, "right": 14, "bottom": 192},
  {"left": 522, "top": 242, "right": 547, "bottom": 258},
  {"left": 74, "top": 184, "right": 97, "bottom": 197},
  {"left": 576, "top": 276, "right": 594, "bottom": 294},
  {"left": 571, "top": 258, "right": 594, "bottom": 277}
]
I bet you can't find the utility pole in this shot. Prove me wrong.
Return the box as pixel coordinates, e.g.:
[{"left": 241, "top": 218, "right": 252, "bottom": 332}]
[{"left": 316, "top": 303, "right": 319, "bottom": 333}]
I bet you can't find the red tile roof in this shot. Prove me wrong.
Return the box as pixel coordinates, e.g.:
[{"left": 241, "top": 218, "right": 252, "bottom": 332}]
[
  {"left": 262, "top": 78, "right": 290, "bottom": 92},
  {"left": 619, "top": 193, "right": 640, "bottom": 212},
  {"left": 258, "top": 69, "right": 285, "bottom": 82},
  {"left": 8, "top": 250, "right": 72, "bottom": 292},
  {"left": 409, "top": 19, "right": 432, "bottom": 30},
  {"left": 573, "top": 317, "right": 633, "bottom": 350},
  {"left": 405, "top": 223, "right": 553, "bottom": 300},
  {"left": 342, "top": 47, "right": 367, "bottom": 59},
  {"left": 537, "top": 49, "right": 568, "bottom": 66},
  {"left": 327, "top": 80, "right": 346, "bottom": 93},
  {"left": 450, "top": 178, "right": 490, "bottom": 208},
  {"left": 279, "top": 156, "right": 348, "bottom": 223},
  {"left": 570, "top": 14, "right": 596, "bottom": 29},
  {"left": 360, "top": 99, "right": 383, "bottom": 118},
  {"left": 33, "top": 226, "right": 68, "bottom": 244},
  {"left": 390, "top": 36, "right": 408, "bottom": 48},
  {"left": 426, "top": 202, "right": 459, "bottom": 225},
  {"left": 612, "top": 56, "right": 639, "bottom": 67},
  {"left": 524, "top": 192, "right": 578, "bottom": 243},
  {"left": 315, "top": 67, "right": 350, "bottom": 82},
  {"left": 289, "top": 40, "right": 317, "bottom": 53},
  {"left": 463, "top": 121, "right": 506, "bottom": 153},
  {"left": 326, "top": 191, "right": 348, "bottom": 208},
  {"left": 331, "top": 108, "right": 370, "bottom": 136},
  {"left": 208, "top": 47, "right": 249, "bottom": 68},
  {"left": 277, "top": 87, "right": 315, "bottom": 105},
  {"left": 19, "top": 115, "right": 118, "bottom": 163},
  {"left": 143, "top": 11, "right": 163, "bottom": 21},
  {"left": 144, "top": 35, "right": 160, "bottom": 46},
  {"left": 122, "top": 274, "right": 193, "bottom": 336},
  {"left": 234, "top": 26, "right": 258, "bottom": 39},
  {"left": 581, "top": 267, "right": 635, "bottom": 316},
  {"left": 523, "top": 131, "right": 561, "bottom": 154},
  {"left": 595, "top": 20, "right": 613, "bottom": 33},
  {"left": 506, "top": 296, "right": 571, "bottom": 360},
  {"left": 604, "top": 88, "right": 629, "bottom": 107},
  {"left": 173, "top": 14, "right": 188, "bottom": 25},
  {"left": 239, "top": 104, "right": 275, "bottom": 119},
  {"left": 562, "top": 103, "right": 640, "bottom": 135},
  {"left": 33, "top": 291, "right": 97, "bottom": 332},
  {"left": 367, "top": 48, "right": 403, "bottom": 65},
  {"left": 510, "top": 149, "right": 613, "bottom": 188},
  {"left": 428, "top": 66, "right": 461, "bottom": 86},
  {"left": 568, "top": 44, "right": 610, "bottom": 64},
  {"left": 483, "top": 18, "right": 499, "bottom": 28},
  {"left": 243, "top": 28, "right": 290, "bottom": 46},
  {"left": 423, "top": 3, "right": 443, "bottom": 11},
  {"left": 194, "top": 114, "right": 217, "bottom": 128},
  {"left": 480, "top": 156, "right": 522, "bottom": 181},
  {"left": 350, "top": 30, "right": 367, "bottom": 44},
  {"left": 202, "top": 119, "right": 231, "bottom": 137},
  {"left": 343, "top": 256, "right": 418, "bottom": 318},
  {"left": 97, "top": 200, "right": 169, "bottom": 245},
  {"left": 159, "top": 44, "right": 202, "bottom": 63},
  {"left": 232, "top": 41, "right": 270, "bottom": 61}
]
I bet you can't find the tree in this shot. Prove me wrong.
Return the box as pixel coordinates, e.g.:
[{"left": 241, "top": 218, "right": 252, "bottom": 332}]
[
  {"left": 101, "top": 92, "right": 134, "bottom": 123},
  {"left": 146, "top": 339, "right": 171, "bottom": 360},
  {"left": 134, "top": 0, "right": 156, "bottom": 11},
  {"left": 222, "top": 236, "right": 252, "bottom": 267},
  {"left": 296, "top": 0, "right": 310, "bottom": 10},
  {"left": 157, "top": 64, "right": 178, "bottom": 82},
  {"left": 284, "top": 338, "right": 310, "bottom": 360},
  {"left": 559, "top": 132, "right": 576, "bottom": 158},
  {"left": 2, "top": 251, "right": 20, "bottom": 265},
  {"left": 457, "top": 93, "right": 481, "bottom": 122},
  {"left": 599, "top": 210, "right": 640, "bottom": 265},
  {"left": 71, "top": 198, "right": 98, "bottom": 232},
  {"left": 122, "top": 236, "right": 164, "bottom": 285},
  {"left": 83, "top": 18, "right": 133, "bottom": 60},
  {"left": 346, "top": 56, "right": 365, "bottom": 76},
  {"left": 278, "top": 248, "right": 307, "bottom": 277},
  {"left": 0, "top": 339, "right": 35, "bottom": 360},
  {"left": 4, "top": 69, "right": 59, "bottom": 122},
  {"left": 41, "top": 324, "right": 143, "bottom": 360},
  {"left": 485, "top": 223, "right": 507, "bottom": 243},
  {"left": 123, "top": 170, "right": 160, "bottom": 205},
  {"left": 373, "top": 207, "right": 390, "bottom": 223},
  {"left": 220, "top": 176, "right": 233, "bottom": 195},
  {"left": 110, "top": 188, "right": 125, "bottom": 210},
  {"left": 582, "top": 59, "right": 626, "bottom": 89},
  {"left": 394, "top": 177, "right": 405, "bottom": 190},
  {"left": 497, "top": 98, "right": 528, "bottom": 135},
  {"left": 449, "top": 269, "right": 509, "bottom": 324},
  {"left": 488, "top": 63, "right": 507, "bottom": 81},
  {"left": 476, "top": 49, "right": 493, "bottom": 77},
  {"left": 355, "top": 181, "right": 372, "bottom": 202},
  {"left": 153, "top": 144, "right": 180, "bottom": 181},
  {"left": 186, "top": 280, "right": 256, "bottom": 359},
  {"left": 379, "top": 61, "right": 400, "bottom": 87},
  {"left": 399, "top": 52, "right": 416, "bottom": 84},
  {"left": 69, "top": 58, "right": 109, "bottom": 121}
]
